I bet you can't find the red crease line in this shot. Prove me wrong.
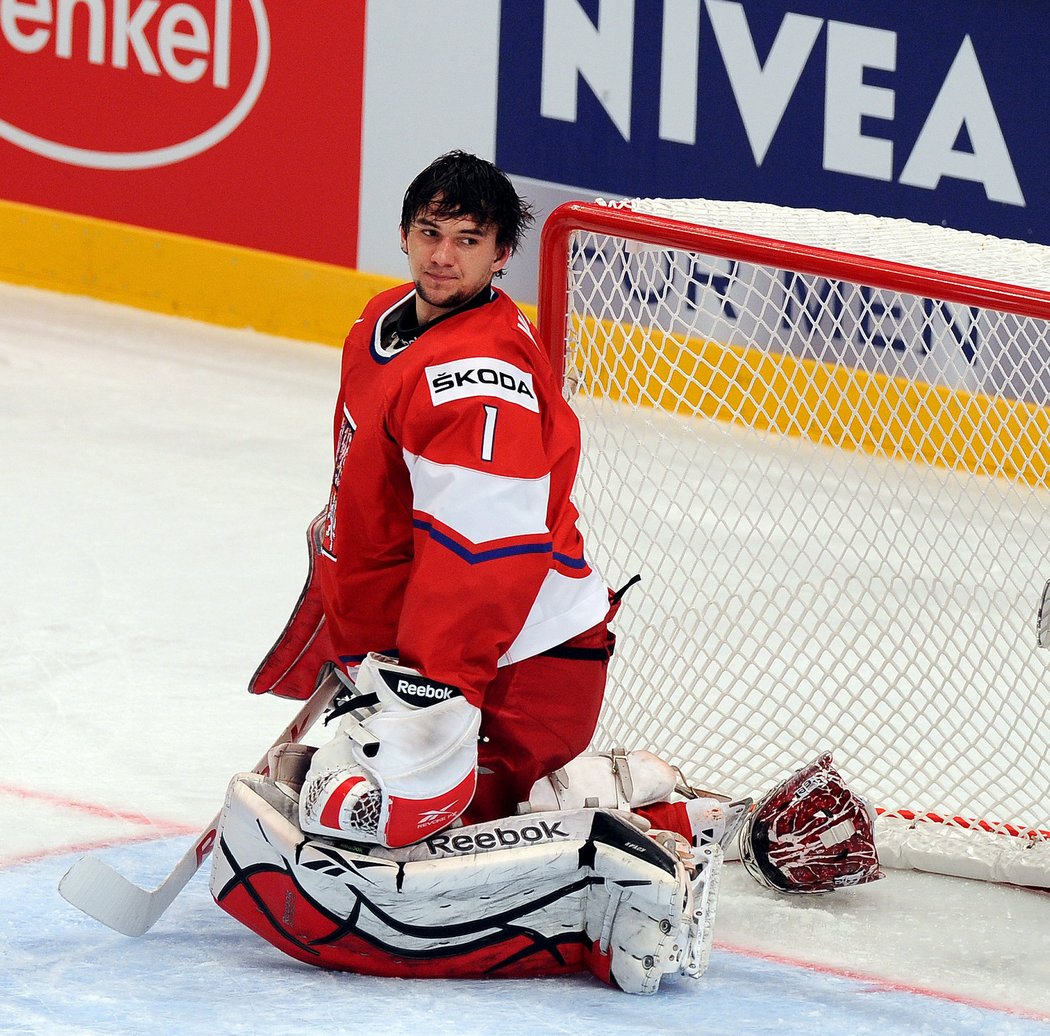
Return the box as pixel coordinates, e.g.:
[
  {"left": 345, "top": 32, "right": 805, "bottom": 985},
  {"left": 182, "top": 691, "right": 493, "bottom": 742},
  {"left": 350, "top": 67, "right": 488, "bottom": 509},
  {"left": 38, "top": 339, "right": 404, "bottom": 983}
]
[
  {"left": 715, "top": 940, "right": 1050, "bottom": 1023},
  {"left": 0, "top": 781, "right": 192, "bottom": 831}
]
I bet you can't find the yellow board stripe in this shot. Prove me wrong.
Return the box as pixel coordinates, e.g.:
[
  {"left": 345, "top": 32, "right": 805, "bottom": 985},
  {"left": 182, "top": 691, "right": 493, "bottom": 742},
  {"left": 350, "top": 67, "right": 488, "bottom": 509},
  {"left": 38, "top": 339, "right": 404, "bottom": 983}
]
[
  {"left": 575, "top": 319, "right": 1050, "bottom": 488},
  {"left": 8, "top": 197, "right": 1042, "bottom": 488},
  {"left": 0, "top": 198, "right": 401, "bottom": 346}
]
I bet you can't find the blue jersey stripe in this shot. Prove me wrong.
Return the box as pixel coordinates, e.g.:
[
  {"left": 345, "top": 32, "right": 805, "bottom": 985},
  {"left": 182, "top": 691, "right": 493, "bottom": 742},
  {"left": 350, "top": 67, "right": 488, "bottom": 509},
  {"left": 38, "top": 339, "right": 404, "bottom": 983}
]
[
  {"left": 413, "top": 518, "right": 553, "bottom": 565},
  {"left": 553, "top": 551, "right": 589, "bottom": 570}
]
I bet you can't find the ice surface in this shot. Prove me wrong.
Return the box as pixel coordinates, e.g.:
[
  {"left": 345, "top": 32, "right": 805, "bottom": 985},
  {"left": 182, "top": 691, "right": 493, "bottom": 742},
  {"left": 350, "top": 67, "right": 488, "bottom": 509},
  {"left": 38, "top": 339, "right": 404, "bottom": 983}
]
[{"left": 1, "top": 283, "right": 1048, "bottom": 1033}]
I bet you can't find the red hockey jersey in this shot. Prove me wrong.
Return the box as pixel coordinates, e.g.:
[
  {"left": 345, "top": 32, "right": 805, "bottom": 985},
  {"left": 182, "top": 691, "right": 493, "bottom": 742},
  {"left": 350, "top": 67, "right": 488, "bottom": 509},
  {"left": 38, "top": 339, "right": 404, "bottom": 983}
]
[{"left": 314, "top": 283, "right": 608, "bottom": 707}]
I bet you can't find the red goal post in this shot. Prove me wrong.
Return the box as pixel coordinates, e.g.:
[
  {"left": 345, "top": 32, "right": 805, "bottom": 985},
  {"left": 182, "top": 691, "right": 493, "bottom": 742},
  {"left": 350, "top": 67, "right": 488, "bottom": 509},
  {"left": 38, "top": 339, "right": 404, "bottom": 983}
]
[{"left": 538, "top": 199, "right": 1050, "bottom": 887}]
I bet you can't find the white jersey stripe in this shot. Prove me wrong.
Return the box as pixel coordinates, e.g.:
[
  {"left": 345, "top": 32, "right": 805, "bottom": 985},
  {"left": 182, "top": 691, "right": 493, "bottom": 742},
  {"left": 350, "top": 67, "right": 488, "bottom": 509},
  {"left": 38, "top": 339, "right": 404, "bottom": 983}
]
[
  {"left": 499, "top": 568, "right": 610, "bottom": 666},
  {"left": 404, "top": 450, "right": 550, "bottom": 545}
]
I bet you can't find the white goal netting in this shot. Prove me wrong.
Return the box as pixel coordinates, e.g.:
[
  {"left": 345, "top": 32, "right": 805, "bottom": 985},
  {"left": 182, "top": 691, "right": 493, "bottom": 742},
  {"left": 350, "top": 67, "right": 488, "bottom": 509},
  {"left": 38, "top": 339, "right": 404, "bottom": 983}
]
[{"left": 539, "top": 198, "right": 1050, "bottom": 882}]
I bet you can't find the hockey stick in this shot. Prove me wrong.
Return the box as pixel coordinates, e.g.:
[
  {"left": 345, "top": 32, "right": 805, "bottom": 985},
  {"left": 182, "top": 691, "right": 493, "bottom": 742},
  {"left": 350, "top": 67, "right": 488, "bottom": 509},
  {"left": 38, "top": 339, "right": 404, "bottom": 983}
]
[{"left": 58, "top": 672, "right": 340, "bottom": 937}]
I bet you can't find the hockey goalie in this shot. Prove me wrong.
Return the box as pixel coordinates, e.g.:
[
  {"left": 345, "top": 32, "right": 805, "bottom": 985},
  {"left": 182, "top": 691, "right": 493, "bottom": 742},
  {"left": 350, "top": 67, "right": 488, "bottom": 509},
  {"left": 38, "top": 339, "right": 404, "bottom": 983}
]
[
  {"left": 211, "top": 153, "right": 881, "bottom": 994},
  {"left": 211, "top": 656, "right": 882, "bottom": 995}
]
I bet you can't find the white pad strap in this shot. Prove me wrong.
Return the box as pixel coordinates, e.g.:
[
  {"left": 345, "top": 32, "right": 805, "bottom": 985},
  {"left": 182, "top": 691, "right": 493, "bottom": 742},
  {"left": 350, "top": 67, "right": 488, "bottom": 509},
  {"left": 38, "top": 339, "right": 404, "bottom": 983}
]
[{"left": 527, "top": 750, "right": 679, "bottom": 812}]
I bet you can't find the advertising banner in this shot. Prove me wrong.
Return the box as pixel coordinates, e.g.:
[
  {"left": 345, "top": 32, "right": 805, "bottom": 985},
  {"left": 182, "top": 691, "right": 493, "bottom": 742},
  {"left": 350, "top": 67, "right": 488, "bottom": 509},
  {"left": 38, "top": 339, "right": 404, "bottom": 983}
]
[
  {"left": 0, "top": 0, "right": 365, "bottom": 267},
  {"left": 496, "top": 0, "right": 1045, "bottom": 248}
]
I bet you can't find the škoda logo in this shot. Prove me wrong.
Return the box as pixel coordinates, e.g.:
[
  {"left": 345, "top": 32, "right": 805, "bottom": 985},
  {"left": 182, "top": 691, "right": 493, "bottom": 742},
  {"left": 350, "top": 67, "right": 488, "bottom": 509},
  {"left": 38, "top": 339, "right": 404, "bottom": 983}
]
[{"left": 0, "top": 0, "right": 270, "bottom": 169}]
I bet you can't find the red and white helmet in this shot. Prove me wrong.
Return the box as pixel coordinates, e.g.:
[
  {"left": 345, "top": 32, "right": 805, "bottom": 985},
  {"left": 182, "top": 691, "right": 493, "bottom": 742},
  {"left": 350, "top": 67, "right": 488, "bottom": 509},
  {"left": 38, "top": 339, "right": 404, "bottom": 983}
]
[{"left": 739, "top": 752, "right": 883, "bottom": 894}]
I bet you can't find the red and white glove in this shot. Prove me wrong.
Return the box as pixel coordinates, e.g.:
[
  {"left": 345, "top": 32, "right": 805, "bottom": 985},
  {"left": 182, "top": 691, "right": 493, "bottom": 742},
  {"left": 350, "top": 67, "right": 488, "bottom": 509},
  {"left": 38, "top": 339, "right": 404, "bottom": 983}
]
[{"left": 299, "top": 653, "right": 481, "bottom": 848}]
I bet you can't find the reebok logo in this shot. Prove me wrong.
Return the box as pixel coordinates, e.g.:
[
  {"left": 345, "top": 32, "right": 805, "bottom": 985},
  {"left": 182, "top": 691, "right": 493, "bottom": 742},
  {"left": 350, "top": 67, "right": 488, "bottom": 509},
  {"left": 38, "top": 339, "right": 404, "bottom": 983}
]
[
  {"left": 378, "top": 669, "right": 461, "bottom": 706},
  {"left": 425, "top": 357, "right": 539, "bottom": 412},
  {"left": 396, "top": 678, "right": 458, "bottom": 703},
  {"left": 425, "top": 820, "right": 569, "bottom": 856}
]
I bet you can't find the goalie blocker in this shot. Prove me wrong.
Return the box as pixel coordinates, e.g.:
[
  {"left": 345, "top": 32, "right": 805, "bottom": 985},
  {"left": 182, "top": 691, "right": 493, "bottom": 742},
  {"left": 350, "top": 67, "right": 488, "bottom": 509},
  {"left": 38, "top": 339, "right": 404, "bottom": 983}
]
[{"left": 298, "top": 653, "right": 482, "bottom": 848}]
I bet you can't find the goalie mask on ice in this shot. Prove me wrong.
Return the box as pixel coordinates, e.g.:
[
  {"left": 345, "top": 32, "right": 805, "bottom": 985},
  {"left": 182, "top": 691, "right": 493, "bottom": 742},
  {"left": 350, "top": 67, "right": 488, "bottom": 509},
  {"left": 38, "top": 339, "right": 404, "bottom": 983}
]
[
  {"left": 210, "top": 769, "right": 722, "bottom": 995},
  {"left": 299, "top": 653, "right": 481, "bottom": 848},
  {"left": 739, "top": 752, "right": 883, "bottom": 894}
]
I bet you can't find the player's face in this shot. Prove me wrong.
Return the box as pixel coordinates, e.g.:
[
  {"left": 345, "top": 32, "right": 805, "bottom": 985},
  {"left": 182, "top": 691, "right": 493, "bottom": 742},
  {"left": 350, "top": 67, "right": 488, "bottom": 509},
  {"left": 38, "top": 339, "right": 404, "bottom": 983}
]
[{"left": 401, "top": 206, "right": 509, "bottom": 324}]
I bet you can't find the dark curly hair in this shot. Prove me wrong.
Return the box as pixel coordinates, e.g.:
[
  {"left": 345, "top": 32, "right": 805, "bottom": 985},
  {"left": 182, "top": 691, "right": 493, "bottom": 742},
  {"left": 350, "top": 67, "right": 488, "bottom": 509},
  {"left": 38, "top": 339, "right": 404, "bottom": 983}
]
[{"left": 400, "top": 151, "right": 535, "bottom": 259}]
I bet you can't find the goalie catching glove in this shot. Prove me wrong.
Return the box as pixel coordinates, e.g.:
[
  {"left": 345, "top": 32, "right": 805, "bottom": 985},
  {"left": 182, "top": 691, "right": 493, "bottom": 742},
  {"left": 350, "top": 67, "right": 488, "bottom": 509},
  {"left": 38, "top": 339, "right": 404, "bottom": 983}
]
[
  {"left": 739, "top": 752, "right": 883, "bottom": 894},
  {"left": 299, "top": 653, "right": 480, "bottom": 848}
]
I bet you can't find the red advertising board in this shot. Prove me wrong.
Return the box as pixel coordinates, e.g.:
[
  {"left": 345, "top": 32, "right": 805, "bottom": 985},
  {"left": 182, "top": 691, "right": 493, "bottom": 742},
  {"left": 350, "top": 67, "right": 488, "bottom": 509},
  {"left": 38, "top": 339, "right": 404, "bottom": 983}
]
[{"left": 0, "top": 0, "right": 364, "bottom": 268}]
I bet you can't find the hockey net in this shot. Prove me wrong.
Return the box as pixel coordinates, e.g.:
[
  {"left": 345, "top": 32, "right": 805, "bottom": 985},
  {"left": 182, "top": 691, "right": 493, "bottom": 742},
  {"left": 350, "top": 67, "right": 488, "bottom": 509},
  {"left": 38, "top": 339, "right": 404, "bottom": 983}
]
[{"left": 538, "top": 199, "right": 1050, "bottom": 887}]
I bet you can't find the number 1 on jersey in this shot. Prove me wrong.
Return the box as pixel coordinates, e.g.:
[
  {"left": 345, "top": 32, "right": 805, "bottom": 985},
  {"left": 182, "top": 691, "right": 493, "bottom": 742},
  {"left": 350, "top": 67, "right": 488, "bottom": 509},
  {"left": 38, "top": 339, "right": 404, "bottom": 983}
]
[{"left": 481, "top": 404, "right": 498, "bottom": 462}]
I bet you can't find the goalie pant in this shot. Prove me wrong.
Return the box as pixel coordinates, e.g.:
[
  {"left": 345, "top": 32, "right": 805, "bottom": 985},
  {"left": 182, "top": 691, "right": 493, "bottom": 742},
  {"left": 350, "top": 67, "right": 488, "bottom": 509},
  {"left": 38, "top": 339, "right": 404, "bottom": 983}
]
[{"left": 211, "top": 772, "right": 722, "bottom": 995}]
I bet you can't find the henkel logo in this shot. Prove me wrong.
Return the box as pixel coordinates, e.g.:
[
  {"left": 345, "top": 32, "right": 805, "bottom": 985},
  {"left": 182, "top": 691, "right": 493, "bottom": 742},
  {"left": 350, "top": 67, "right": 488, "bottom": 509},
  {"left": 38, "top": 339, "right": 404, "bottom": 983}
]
[{"left": 0, "top": 0, "right": 270, "bottom": 169}]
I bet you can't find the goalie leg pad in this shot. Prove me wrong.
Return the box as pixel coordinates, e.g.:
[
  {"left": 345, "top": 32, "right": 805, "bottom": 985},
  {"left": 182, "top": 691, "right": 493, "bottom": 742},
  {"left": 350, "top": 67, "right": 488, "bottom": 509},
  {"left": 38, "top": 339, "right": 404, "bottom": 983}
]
[
  {"left": 212, "top": 773, "right": 721, "bottom": 994},
  {"left": 267, "top": 741, "right": 315, "bottom": 795},
  {"left": 635, "top": 794, "right": 752, "bottom": 854},
  {"left": 299, "top": 653, "right": 481, "bottom": 848}
]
